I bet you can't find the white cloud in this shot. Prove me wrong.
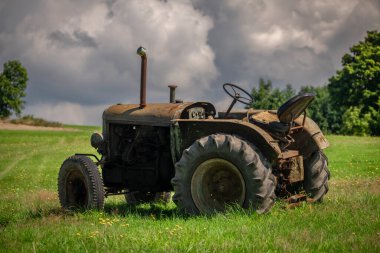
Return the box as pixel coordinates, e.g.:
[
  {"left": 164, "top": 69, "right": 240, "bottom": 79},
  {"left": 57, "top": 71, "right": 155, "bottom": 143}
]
[
  {"left": 1, "top": 0, "right": 218, "bottom": 124},
  {"left": 25, "top": 102, "right": 85, "bottom": 125},
  {"left": 24, "top": 102, "right": 108, "bottom": 126}
]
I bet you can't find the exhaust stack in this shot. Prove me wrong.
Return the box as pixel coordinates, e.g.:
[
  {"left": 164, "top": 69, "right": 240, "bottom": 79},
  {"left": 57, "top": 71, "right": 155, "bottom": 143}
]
[
  {"left": 137, "top": 47, "right": 147, "bottom": 108},
  {"left": 168, "top": 85, "right": 177, "bottom": 103}
]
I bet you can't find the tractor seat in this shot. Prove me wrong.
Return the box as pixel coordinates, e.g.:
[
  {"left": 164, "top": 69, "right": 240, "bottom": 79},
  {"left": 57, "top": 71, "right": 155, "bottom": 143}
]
[
  {"left": 250, "top": 93, "right": 315, "bottom": 134},
  {"left": 277, "top": 93, "right": 315, "bottom": 124}
]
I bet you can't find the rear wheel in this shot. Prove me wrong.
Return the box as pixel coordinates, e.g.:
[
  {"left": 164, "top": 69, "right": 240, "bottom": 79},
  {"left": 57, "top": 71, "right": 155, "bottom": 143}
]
[
  {"left": 125, "top": 191, "right": 171, "bottom": 204},
  {"left": 58, "top": 155, "right": 104, "bottom": 210},
  {"left": 304, "top": 151, "right": 330, "bottom": 202},
  {"left": 171, "top": 134, "right": 275, "bottom": 214}
]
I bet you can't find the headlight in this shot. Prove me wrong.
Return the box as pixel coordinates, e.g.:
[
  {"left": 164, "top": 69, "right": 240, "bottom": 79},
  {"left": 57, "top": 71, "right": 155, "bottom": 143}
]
[{"left": 91, "top": 132, "right": 104, "bottom": 149}]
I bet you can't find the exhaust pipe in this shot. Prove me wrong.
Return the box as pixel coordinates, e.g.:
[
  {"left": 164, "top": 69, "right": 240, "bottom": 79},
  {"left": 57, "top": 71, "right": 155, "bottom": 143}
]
[
  {"left": 137, "top": 47, "right": 147, "bottom": 108},
  {"left": 168, "top": 84, "right": 177, "bottom": 103}
]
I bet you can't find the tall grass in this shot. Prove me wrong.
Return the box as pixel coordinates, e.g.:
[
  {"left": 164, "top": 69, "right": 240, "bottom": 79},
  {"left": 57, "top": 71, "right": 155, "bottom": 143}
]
[{"left": 0, "top": 128, "right": 379, "bottom": 252}]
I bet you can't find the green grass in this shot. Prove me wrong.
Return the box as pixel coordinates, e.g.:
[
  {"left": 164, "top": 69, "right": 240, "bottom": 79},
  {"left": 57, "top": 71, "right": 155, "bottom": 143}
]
[{"left": 0, "top": 128, "right": 379, "bottom": 252}]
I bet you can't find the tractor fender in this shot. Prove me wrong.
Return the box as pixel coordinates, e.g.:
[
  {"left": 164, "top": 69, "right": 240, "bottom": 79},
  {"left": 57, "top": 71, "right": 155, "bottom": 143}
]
[
  {"left": 291, "top": 116, "right": 330, "bottom": 157},
  {"left": 170, "top": 119, "right": 281, "bottom": 165}
]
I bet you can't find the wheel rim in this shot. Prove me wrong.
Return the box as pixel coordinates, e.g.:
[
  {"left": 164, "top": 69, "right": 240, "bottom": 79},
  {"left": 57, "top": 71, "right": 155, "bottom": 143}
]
[
  {"left": 66, "top": 170, "right": 88, "bottom": 208},
  {"left": 191, "top": 158, "right": 246, "bottom": 213}
]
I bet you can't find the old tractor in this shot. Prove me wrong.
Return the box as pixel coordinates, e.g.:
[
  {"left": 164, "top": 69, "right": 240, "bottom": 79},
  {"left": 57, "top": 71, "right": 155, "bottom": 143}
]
[{"left": 58, "top": 47, "right": 330, "bottom": 214}]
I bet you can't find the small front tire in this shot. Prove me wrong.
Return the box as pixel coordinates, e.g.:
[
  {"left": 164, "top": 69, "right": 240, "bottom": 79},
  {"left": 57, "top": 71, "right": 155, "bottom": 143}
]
[{"left": 58, "top": 155, "right": 105, "bottom": 210}]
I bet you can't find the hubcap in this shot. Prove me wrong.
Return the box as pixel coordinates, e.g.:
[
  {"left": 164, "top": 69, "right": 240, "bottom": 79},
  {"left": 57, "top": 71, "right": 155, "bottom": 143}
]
[
  {"left": 66, "top": 170, "right": 88, "bottom": 208},
  {"left": 191, "top": 158, "right": 246, "bottom": 213}
]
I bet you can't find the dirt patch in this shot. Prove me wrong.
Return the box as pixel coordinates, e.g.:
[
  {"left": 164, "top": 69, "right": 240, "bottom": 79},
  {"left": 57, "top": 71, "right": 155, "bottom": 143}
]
[
  {"left": 330, "top": 178, "right": 380, "bottom": 195},
  {"left": 33, "top": 190, "right": 58, "bottom": 202},
  {"left": 0, "top": 121, "right": 76, "bottom": 131},
  {"left": 23, "top": 190, "right": 58, "bottom": 206}
]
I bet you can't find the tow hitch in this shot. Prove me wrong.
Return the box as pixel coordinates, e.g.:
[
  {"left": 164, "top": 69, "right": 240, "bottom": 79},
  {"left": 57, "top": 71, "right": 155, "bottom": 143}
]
[{"left": 284, "top": 193, "right": 314, "bottom": 209}]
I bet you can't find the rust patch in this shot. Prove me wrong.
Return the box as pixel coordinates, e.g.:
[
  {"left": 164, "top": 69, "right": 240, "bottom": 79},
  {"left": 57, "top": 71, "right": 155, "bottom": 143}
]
[
  {"left": 104, "top": 102, "right": 194, "bottom": 126},
  {"left": 283, "top": 194, "right": 315, "bottom": 209},
  {"left": 287, "top": 156, "right": 304, "bottom": 183},
  {"left": 250, "top": 110, "right": 279, "bottom": 123}
]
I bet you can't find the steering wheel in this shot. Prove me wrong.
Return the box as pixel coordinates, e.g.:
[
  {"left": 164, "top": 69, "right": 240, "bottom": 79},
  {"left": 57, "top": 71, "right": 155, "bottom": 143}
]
[{"left": 223, "top": 83, "right": 253, "bottom": 105}]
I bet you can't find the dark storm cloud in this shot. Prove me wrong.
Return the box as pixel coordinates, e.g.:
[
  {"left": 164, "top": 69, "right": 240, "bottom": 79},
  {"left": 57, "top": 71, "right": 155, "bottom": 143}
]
[
  {"left": 0, "top": 0, "right": 379, "bottom": 124},
  {"left": 192, "top": 0, "right": 380, "bottom": 91},
  {"left": 105, "top": 0, "right": 117, "bottom": 18},
  {"left": 48, "top": 29, "right": 98, "bottom": 48}
]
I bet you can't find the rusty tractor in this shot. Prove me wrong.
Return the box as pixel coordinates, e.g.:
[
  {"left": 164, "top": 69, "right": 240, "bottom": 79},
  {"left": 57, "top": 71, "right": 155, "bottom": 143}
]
[{"left": 58, "top": 46, "right": 330, "bottom": 214}]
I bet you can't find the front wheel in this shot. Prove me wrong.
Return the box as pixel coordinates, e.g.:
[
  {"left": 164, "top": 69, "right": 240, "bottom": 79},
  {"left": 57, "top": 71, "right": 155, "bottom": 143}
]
[
  {"left": 171, "top": 134, "right": 275, "bottom": 214},
  {"left": 58, "top": 155, "right": 105, "bottom": 210}
]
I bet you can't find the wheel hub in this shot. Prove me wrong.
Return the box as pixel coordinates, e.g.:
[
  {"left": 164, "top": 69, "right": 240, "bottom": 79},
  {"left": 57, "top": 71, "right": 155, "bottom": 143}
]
[{"left": 191, "top": 158, "right": 246, "bottom": 213}]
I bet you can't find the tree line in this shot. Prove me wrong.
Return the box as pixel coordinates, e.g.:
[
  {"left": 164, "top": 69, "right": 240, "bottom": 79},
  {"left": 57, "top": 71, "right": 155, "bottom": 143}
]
[{"left": 247, "top": 30, "right": 380, "bottom": 136}]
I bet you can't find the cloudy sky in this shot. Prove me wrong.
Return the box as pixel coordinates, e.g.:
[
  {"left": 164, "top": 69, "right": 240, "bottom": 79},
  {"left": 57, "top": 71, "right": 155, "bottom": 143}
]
[{"left": 1, "top": 0, "right": 379, "bottom": 125}]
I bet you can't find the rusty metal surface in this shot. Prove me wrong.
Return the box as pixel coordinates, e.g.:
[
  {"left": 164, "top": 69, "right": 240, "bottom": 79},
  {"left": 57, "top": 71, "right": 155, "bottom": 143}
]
[
  {"left": 139, "top": 55, "right": 147, "bottom": 108},
  {"left": 248, "top": 109, "right": 329, "bottom": 155},
  {"left": 218, "top": 109, "right": 247, "bottom": 119},
  {"left": 249, "top": 110, "right": 278, "bottom": 123},
  {"left": 103, "top": 103, "right": 193, "bottom": 126},
  {"left": 172, "top": 118, "right": 282, "bottom": 162},
  {"left": 278, "top": 150, "right": 299, "bottom": 159},
  {"left": 137, "top": 47, "right": 147, "bottom": 108},
  {"left": 293, "top": 115, "right": 330, "bottom": 153},
  {"left": 287, "top": 193, "right": 307, "bottom": 203},
  {"left": 283, "top": 194, "right": 309, "bottom": 209},
  {"left": 275, "top": 155, "right": 304, "bottom": 196},
  {"left": 287, "top": 156, "right": 304, "bottom": 183}
]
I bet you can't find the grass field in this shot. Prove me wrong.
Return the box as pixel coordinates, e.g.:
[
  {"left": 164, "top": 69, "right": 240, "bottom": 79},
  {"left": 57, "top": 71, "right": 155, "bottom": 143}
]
[{"left": 0, "top": 127, "right": 379, "bottom": 252}]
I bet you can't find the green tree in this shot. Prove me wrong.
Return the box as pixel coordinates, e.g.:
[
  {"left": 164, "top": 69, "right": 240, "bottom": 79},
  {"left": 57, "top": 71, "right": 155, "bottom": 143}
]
[
  {"left": 341, "top": 106, "right": 372, "bottom": 136},
  {"left": 328, "top": 30, "right": 380, "bottom": 135},
  {"left": 299, "top": 86, "right": 340, "bottom": 133},
  {"left": 248, "top": 78, "right": 295, "bottom": 109},
  {"left": 0, "top": 60, "right": 28, "bottom": 117}
]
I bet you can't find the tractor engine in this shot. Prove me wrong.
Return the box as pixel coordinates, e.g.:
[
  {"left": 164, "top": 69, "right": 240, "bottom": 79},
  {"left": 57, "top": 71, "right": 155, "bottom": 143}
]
[{"left": 101, "top": 124, "right": 173, "bottom": 193}]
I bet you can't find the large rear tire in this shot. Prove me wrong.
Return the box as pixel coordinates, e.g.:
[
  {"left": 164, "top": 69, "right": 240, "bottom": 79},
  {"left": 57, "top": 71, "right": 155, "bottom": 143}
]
[
  {"left": 171, "top": 134, "right": 275, "bottom": 214},
  {"left": 304, "top": 151, "right": 330, "bottom": 202},
  {"left": 58, "top": 155, "right": 105, "bottom": 210}
]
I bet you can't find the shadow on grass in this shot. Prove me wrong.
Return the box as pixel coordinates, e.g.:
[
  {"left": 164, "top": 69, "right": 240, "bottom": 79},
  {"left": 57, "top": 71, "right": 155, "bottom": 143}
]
[
  {"left": 27, "top": 206, "right": 73, "bottom": 219},
  {"left": 0, "top": 207, "right": 75, "bottom": 228},
  {"left": 0, "top": 216, "right": 11, "bottom": 229},
  {"left": 22, "top": 201, "right": 293, "bottom": 223},
  {"left": 103, "top": 202, "right": 188, "bottom": 220},
  {"left": 22, "top": 202, "right": 187, "bottom": 222},
  {"left": 21, "top": 197, "right": 312, "bottom": 223}
]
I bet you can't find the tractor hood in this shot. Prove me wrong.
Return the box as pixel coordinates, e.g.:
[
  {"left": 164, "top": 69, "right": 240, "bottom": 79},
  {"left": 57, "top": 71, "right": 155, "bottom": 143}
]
[{"left": 103, "top": 102, "right": 216, "bottom": 126}]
